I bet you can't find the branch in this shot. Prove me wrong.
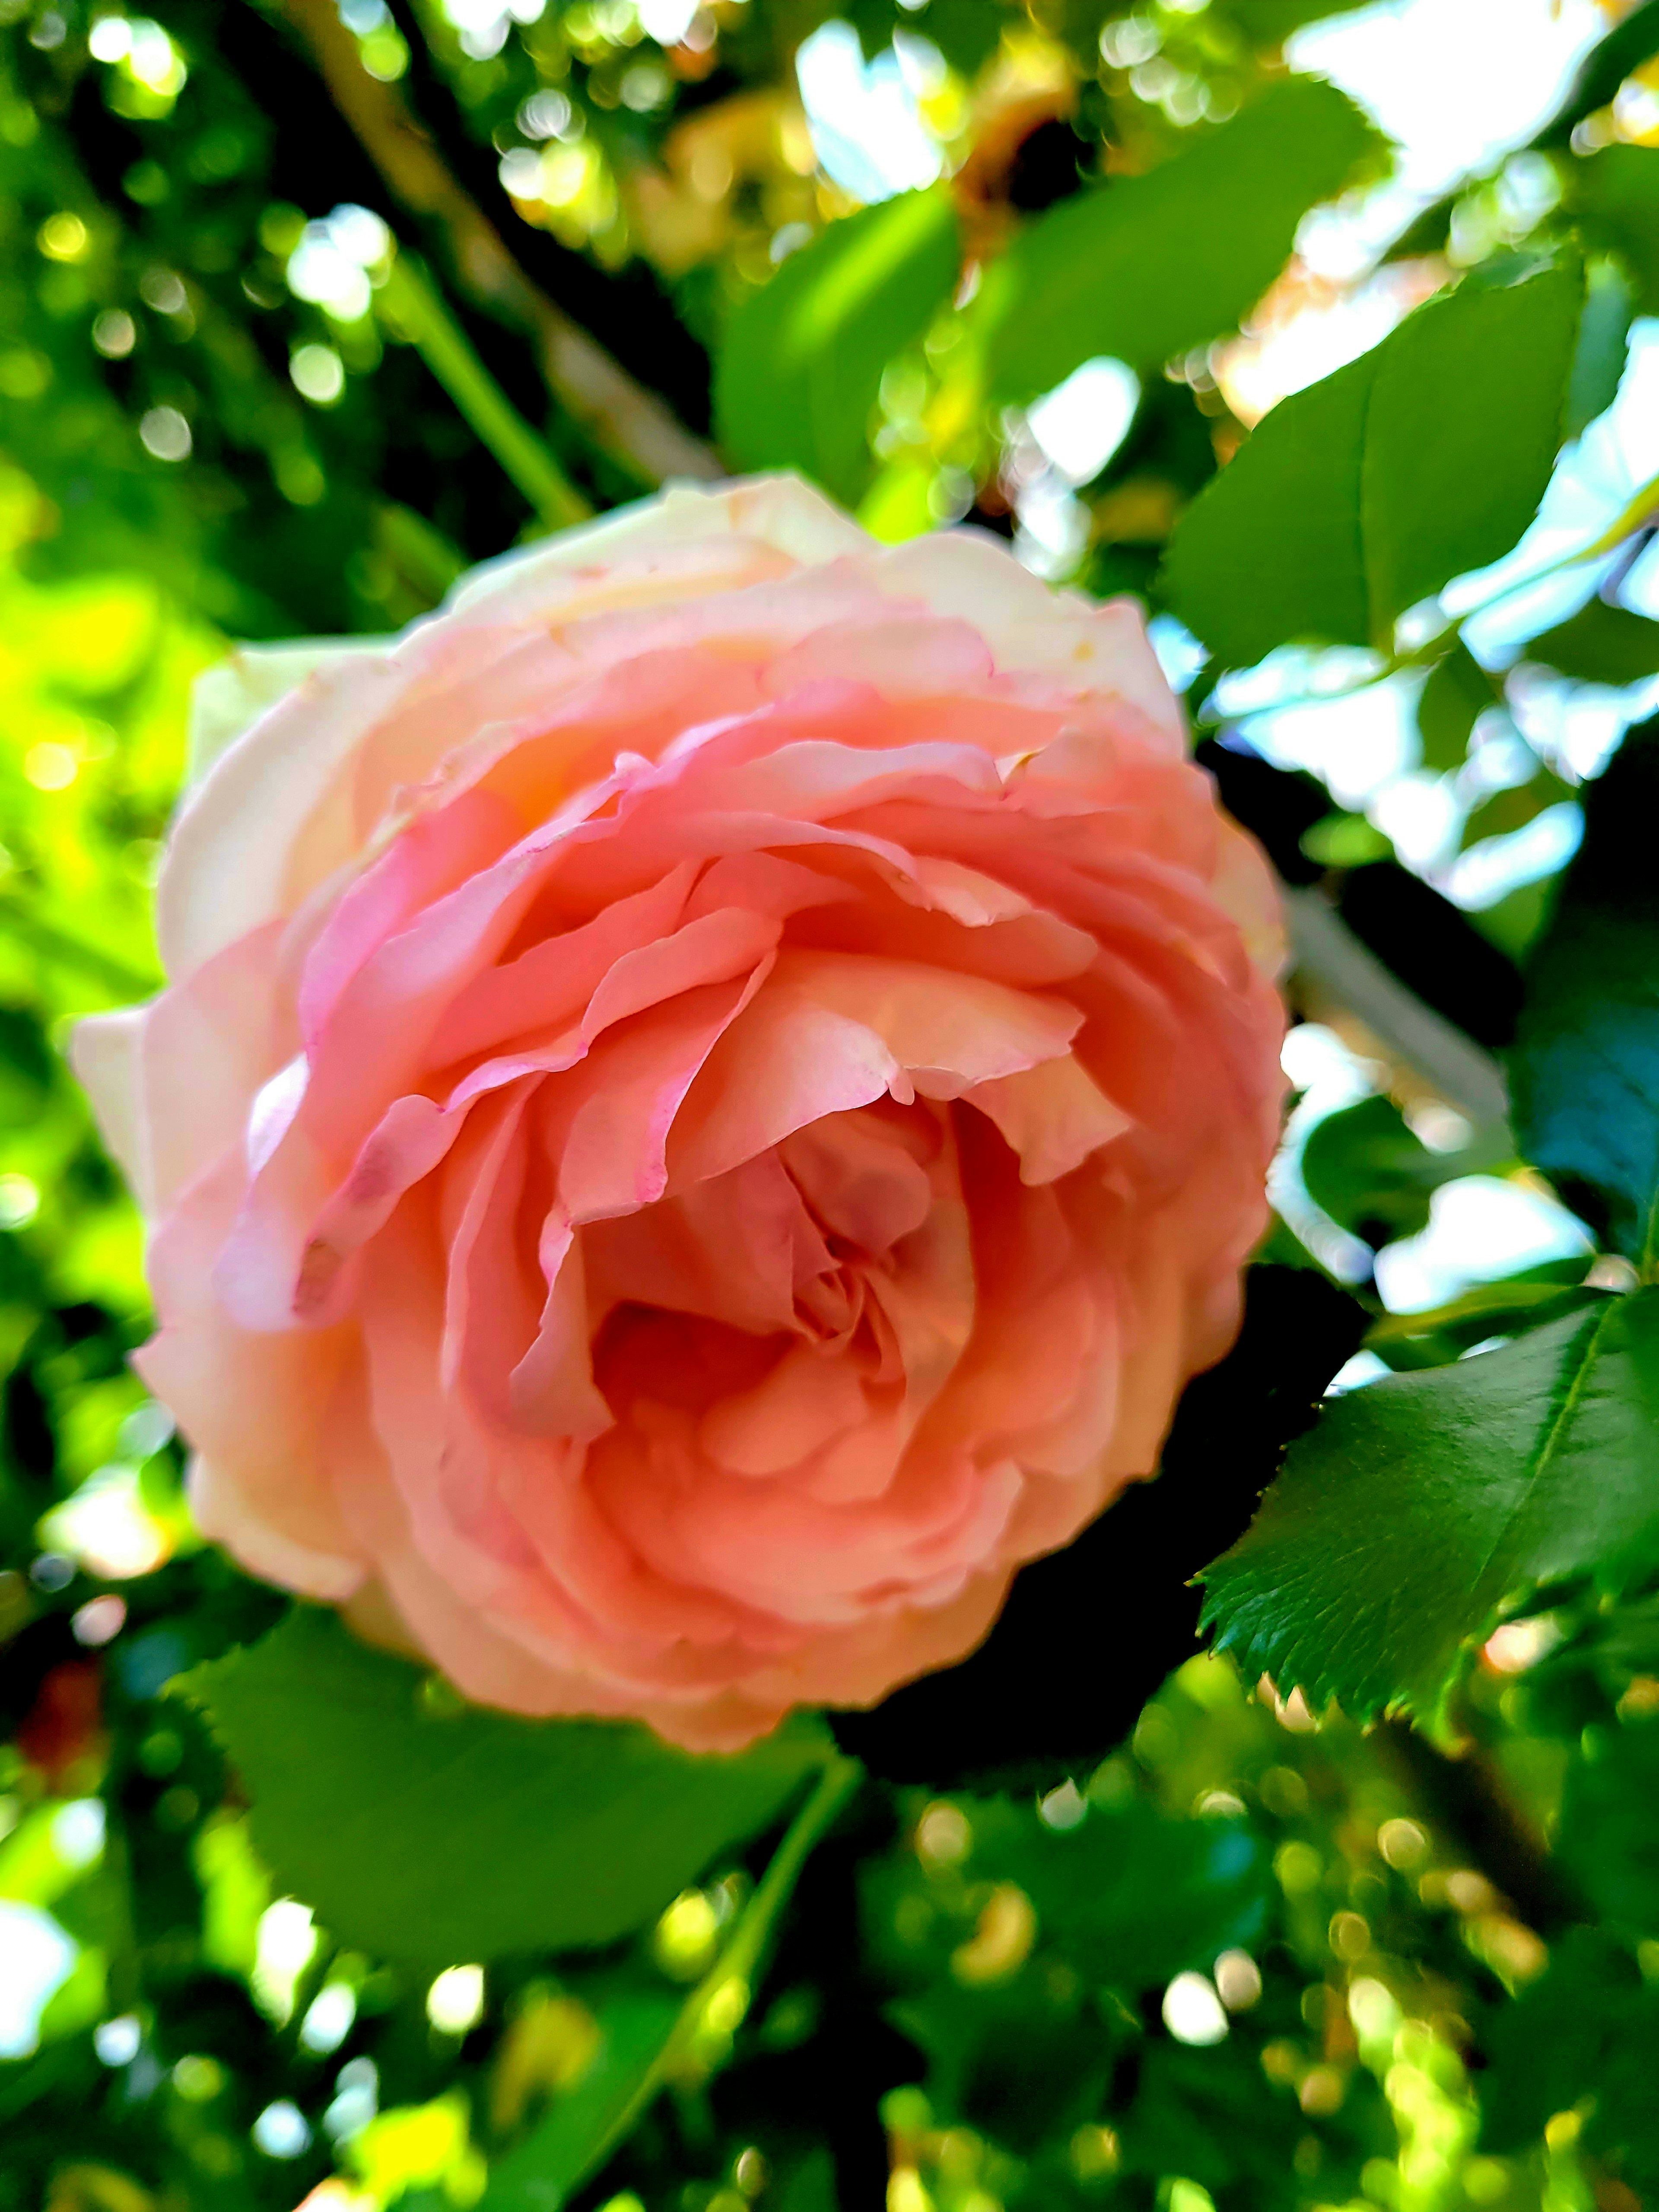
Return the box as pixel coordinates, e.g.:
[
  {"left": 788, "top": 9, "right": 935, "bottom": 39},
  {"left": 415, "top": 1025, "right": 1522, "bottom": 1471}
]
[
  {"left": 378, "top": 255, "right": 591, "bottom": 528},
  {"left": 1376, "top": 1719, "right": 1589, "bottom": 1942},
  {"left": 272, "top": 0, "right": 721, "bottom": 489},
  {"left": 1283, "top": 884, "right": 1512, "bottom": 1135}
]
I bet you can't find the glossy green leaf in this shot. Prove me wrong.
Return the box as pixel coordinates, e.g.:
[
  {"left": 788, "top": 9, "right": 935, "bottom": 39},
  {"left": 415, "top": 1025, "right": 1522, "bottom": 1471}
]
[
  {"left": 713, "top": 187, "right": 959, "bottom": 505},
  {"left": 979, "top": 78, "right": 1379, "bottom": 404},
  {"left": 1417, "top": 641, "right": 1499, "bottom": 773},
  {"left": 1201, "top": 1290, "right": 1659, "bottom": 1725},
  {"left": 1511, "top": 716, "right": 1659, "bottom": 1263},
  {"left": 1163, "top": 262, "right": 1583, "bottom": 666},
  {"left": 178, "top": 1607, "right": 827, "bottom": 1965},
  {"left": 1526, "top": 597, "right": 1659, "bottom": 686}
]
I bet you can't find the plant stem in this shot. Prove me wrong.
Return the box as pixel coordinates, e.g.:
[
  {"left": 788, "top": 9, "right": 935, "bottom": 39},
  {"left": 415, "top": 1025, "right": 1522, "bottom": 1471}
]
[
  {"left": 1283, "top": 885, "right": 1512, "bottom": 1132},
  {"left": 273, "top": 0, "right": 720, "bottom": 487},
  {"left": 569, "top": 1754, "right": 864, "bottom": 2202},
  {"left": 379, "top": 256, "right": 592, "bottom": 532}
]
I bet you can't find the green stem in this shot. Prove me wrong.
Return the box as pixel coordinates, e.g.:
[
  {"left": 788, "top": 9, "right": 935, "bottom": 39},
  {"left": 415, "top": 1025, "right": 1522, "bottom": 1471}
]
[
  {"left": 573, "top": 1753, "right": 863, "bottom": 2194},
  {"left": 378, "top": 255, "right": 593, "bottom": 532}
]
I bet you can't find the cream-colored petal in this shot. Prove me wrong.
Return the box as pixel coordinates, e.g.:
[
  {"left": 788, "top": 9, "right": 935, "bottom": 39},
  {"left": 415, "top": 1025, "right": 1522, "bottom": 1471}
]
[
  {"left": 187, "top": 639, "right": 388, "bottom": 791},
  {"left": 448, "top": 472, "right": 871, "bottom": 625},
  {"left": 188, "top": 1453, "right": 365, "bottom": 1601},
  {"left": 872, "top": 528, "right": 1186, "bottom": 751},
  {"left": 159, "top": 648, "right": 407, "bottom": 984},
  {"left": 68, "top": 1006, "right": 153, "bottom": 1213}
]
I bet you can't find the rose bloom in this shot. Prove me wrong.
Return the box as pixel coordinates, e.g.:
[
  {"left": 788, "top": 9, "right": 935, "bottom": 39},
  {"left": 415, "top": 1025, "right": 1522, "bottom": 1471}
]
[{"left": 76, "top": 476, "right": 1283, "bottom": 1751}]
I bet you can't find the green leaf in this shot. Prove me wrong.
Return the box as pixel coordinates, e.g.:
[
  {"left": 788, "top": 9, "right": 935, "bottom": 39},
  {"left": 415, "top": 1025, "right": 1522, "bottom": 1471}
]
[
  {"left": 972, "top": 1796, "right": 1266, "bottom": 1992},
  {"left": 1565, "top": 256, "right": 1635, "bottom": 437},
  {"left": 1210, "top": 0, "right": 1377, "bottom": 41},
  {"left": 1527, "top": 597, "right": 1659, "bottom": 686},
  {"left": 879, "top": 1792, "right": 1266, "bottom": 2157},
  {"left": 1557, "top": 1713, "right": 1659, "bottom": 1932},
  {"left": 849, "top": 0, "right": 1007, "bottom": 73},
  {"left": 978, "top": 79, "right": 1378, "bottom": 406},
  {"left": 1298, "top": 811, "right": 1393, "bottom": 868},
  {"left": 713, "top": 187, "right": 959, "bottom": 505},
  {"left": 1570, "top": 144, "right": 1659, "bottom": 315},
  {"left": 1201, "top": 1290, "right": 1659, "bottom": 1726},
  {"left": 1536, "top": 0, "right": 1659, "bottom": 151},
  {"left": 1459, "top": 761, "right": 1577, "bottom": 850},
  {"left": 1416, "top": 641, "right": 1499, "bottom": 773},
  {"left": 1511, "top": 716, "right": 1659, "bottom": 1264},
  {"left": 178, "top": 1608, "right": 828, "bottom": 1965},
  {"left": 1365, "top": 1268, "right": 1600, "bottom": 1371},
  {"left": 1163, "top": 262, "right": 1583, "bottom": 667},
  {"left": 1300, "top": 1094, "right": 1489, "bottom": 1245},
  {"left": 479, "top": 1993, "right": 680, "bottom": 2212},
  {"left": 480, "top": 1755, "right": 860, "bottom": 2210},
  {"left": 1482, "top": 1930, "right": 1659, "bottom": 2185}
]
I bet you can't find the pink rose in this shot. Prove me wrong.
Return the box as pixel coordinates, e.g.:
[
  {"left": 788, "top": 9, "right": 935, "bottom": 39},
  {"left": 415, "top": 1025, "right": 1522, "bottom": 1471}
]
[{"left": 76, "top": 476, "right": 1283, "bottom": 1750}]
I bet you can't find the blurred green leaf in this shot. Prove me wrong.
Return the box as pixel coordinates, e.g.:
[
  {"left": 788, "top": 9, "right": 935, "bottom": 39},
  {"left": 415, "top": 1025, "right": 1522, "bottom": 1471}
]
[
  {"left": 1557, "top": 1713, "right": 1659, "bottom": 1932},
  {"left": 479, "top": 1993, "right": 681, "bottom": 2211},
  {"left": 1565, "top": 256, "right": 1634, "bottom": 436},
  {"left": 1298, "top": 811, "right": 1393, "bottom": 867},
  {"left": 1300, "top": 1094, "right": 1487, "bottom": 1244},
  {"left": 1365, "top": 1267, "right": 1599, "bottom": 1370},
  {"left": 714, "top": 187, "right": 959, "bottom": 505},
  {"left": 979, "top": 78, "right": 1379, "bottom": 405},
  {"left": 1526, "top": 597, "right": 1659, "bottom": 686},
  {"left": 885, "top": 1792, "right": 1266, "bottom": 2156},
  {"left": 849, "top": 0, "right": 1008, "bottom": 73},
  {"left": 1459, "top": 760, "right": 1576, "bottom": 849},
  {"left": 1202, "top": 1290, "right": 1659, "bottom": 1726},
  {"left": 179, "top": 1607, "right": 829, "bottom": 1964},
  {"left": 1209, "top": 0, "right": 1378, "bottom": 39},
  {"left": 1417, "top": 640, "right": 1499, "bottom": 773},
  {"left": 1570, "top": 144, "right": 1659, "bottom": 314},
  {"left": 1511, "top": 716, "right": 1659, "bottom": 1263},
  {"left": 1482, "top": 1929, "right": 1659, "bottom": 2184},
  {"left": 969, "top": 1796, "right": 1267, "bottom": 1992},
  {"left": 1538, "top": 0, "right": 1659, "bottom": 151},
  {"left": 1163, "top": 262, "right": 1583, "bottom": 665}
]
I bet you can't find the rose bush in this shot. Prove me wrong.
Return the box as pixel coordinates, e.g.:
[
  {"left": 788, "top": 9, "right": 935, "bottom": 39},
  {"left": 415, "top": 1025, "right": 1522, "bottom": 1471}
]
[{"left": 75, "top": 475, "right": 1284, "bottom": 1750}]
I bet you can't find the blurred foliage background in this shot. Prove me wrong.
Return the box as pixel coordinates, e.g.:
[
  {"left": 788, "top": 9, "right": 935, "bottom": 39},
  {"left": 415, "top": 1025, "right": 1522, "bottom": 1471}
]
[{"left": 9, "top": 0, "right": 1659, "bottom": 2209}]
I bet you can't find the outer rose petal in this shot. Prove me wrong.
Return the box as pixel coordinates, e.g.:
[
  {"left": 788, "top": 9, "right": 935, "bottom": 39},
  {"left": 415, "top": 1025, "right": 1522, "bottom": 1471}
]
[
  {"left": 70, "top": 1007, "right": 152, "bottom": 1212},
  {"left": 75, "top": 472, "right": 1286, "bottom": 1750}
]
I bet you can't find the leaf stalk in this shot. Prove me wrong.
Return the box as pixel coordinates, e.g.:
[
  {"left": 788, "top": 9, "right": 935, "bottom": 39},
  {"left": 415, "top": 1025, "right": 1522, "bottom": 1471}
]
[
  {"left": 558, "top": 1752, "right": 864, "bottom": 2204},
  {"left": 378, "top": 255, "right": 593, "bottom": 533}
]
